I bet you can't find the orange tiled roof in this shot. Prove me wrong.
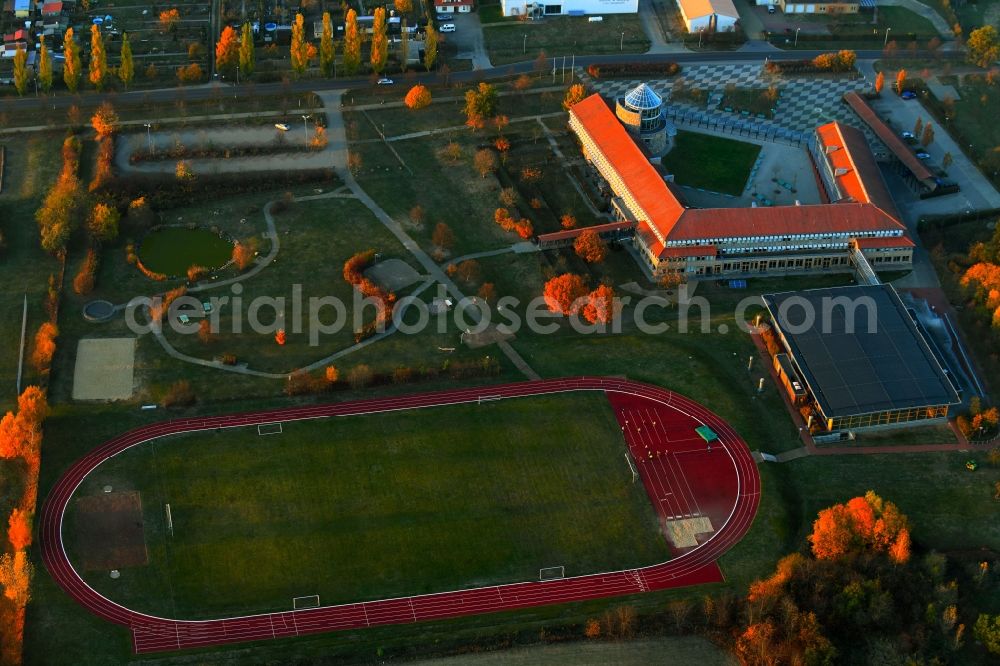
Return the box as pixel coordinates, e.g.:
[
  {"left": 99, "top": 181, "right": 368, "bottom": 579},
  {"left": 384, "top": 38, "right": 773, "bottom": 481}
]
[
  {"left": 842, "top": 92, "right": 935, "bottom": 183},
  {"left": 815, "top": 121, "right": 900, "bottom": 220},
  {"left": 855, "top": 235, "right": 916, "bottom": 249},
  {"left": 570, "top": 95, "right": 685, "bottom": 241},
  {"left": 570, "top": 94, "right": 910, "bottom": 261},
  {"left": 536, "top": 220, "right": 634, "bottom": 243},
  {"left": 669, "top": 204, "right": 905, "bottom": 242}
]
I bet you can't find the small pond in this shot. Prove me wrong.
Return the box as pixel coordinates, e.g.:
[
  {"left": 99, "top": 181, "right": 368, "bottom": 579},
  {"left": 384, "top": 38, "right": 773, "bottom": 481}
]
[{"left": 138, "top": 227, "right": 232, "bottom": 277}]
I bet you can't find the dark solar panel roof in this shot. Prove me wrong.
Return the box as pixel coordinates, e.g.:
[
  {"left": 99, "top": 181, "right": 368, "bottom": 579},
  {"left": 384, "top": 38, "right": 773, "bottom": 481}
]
[{"left": 763, "top": 285, "right": 959, "bottom": 417}]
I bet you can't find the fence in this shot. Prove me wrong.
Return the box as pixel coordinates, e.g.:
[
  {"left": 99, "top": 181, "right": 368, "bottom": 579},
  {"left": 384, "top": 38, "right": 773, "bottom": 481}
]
[{"left": 665, "top": 106, "right": 807, "bottom": 148}]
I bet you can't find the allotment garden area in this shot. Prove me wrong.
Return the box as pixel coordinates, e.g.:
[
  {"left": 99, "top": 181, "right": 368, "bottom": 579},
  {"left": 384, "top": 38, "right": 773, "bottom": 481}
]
[{"left": 64, "top": 392, "right": 666, "bottom": 619}]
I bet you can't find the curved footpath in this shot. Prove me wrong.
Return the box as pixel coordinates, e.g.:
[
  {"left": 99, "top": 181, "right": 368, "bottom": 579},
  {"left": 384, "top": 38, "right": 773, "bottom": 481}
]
[{"left": 39, "top": 377, "right": 760, "bottom": 654}]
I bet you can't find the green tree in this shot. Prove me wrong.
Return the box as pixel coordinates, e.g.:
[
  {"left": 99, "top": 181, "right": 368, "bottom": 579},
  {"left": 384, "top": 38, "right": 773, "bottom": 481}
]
[
  {"left": 63, "top": 27, "right": 82, "bottom": 93},
  {"left": 967, "top": 26, "right": 1000, "bottom": 69},
  {"left": 290, "top": 13, "right": 309, "bottom": 75},
  {"left": 88, "top": 23, "right": 107, "bottom": 90},
  {"left": 400, "top": 19, "right": 409, "bottom": 72},
  {"left": 118, "top": 32, "right": 134, "bottom": 89},
  {"left": 343, "top": 9, "right": 361, "bottom": 75},
  {"left": 239, "top": 22, "right": 255, "bottom": 77},
  {"left": 424, "top": 22, "right": 438, "bottom": 72},
  {"left": 13, "top": 44, "right": 28, "bottom": 96},
  {"left": 38, "top": 36, "right": 52, "bottom": 92},
  {"left": 370, "top": 7, "right": 388, "bottom": 75},
  {"left": 464, "top": 82, "right": 498, "bottom": 129},
  {"left": 88, "top": 203, "right": 120, "bottom": 242},
  {"left": 320, "top": 12, "right": 335, "bottom": 77},
  {"left": 974, "top": 614, "right": 1000, "bottom": 655}
]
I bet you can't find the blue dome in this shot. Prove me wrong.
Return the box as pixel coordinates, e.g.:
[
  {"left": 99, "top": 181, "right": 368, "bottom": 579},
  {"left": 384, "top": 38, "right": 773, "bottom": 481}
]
[{"left": 622, "top": 83, "right": 662, "bottom": 111}]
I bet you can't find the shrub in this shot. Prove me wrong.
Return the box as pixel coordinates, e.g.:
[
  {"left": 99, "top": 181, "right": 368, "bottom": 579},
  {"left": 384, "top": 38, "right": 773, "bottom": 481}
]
[
  {"left": 586, "top": 62, "right": 680, "bottom": 79},
  {"left": 31, "top": 322, "right": 58, "bottom": 374},
  {"left": 162, "top": 380, "right": 195, "bottom": 407},
  {"left": 347, "top": 364, "right": 374, "bottom": 389},
  {"left": 186, "top": 265, "right": 208, "bottom": 282},
  {"left": 404, "top": 84, "right": 432, "bottom": 109},
  {"left": 73, "top": 248, "right": 99, "bottom": 294}
]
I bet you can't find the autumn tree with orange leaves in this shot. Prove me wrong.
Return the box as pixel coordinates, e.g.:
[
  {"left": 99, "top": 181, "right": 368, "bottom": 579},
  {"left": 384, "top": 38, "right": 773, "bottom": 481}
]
[
  {"left": 582, "top": 285, "right": 617, "bottom": 325},
  {"left": 215, "top": 25, "right": 239, "bottom": 77},
  {"left": 809, "top": 491, "right": 911, "bottom": 563},
  {"left": 573, "top": 229, "right": 607, "bottom": 263},
  {"left": 30, "top": 322, "right": 58, "bottom": 375},
  {"left": 563, "top": 83, "right": 587, "bottom": 110},
  {"left": 404, "top": 84, "right": 432, "bottom": 110},
  {"left": 7, "top": 509, "right": 31, "bottom": 551},
  {"left": 729, "top": 493, "right": 980, "bottom": 664},
  {"left": 543, "top": 274, "right": 588, "bottom": 315}
]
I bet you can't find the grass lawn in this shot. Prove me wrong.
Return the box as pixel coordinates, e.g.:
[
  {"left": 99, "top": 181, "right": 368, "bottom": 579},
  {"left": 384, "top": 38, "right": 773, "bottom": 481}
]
[
  {"left": 483, "top": 15, "right": 650, "bottom": 65},
  {"left": 783, "top": 6, "right": 940, "bottom": 38},
  {"left": 785, "top": 451, "right": 1000, "bottom": 551},
  {"left": 719, "top": 87, "right": 778, "bottom": 119},
  {"left": 64, "top": 392, "right": 667, "bottom": 619},
  {"left": 0, "top": 133, "right": 67, "bottom": 411},
  {"left": 660, "top": 131, "right": 761, "bottom": 196}
]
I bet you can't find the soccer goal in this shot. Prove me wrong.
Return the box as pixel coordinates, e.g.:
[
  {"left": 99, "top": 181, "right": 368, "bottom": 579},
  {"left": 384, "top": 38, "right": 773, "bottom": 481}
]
[
  {"left": 258, "top": 422, "right": 283, "bottom": 436},
  {"left": 292, "top": 595, "right": 320, "bottom": 609},
  {"left": 539, "top": 566, "right": 565, "bottom": 581},
  {"left": 477, "top": 395, "right": 502, "bottom": 405}
]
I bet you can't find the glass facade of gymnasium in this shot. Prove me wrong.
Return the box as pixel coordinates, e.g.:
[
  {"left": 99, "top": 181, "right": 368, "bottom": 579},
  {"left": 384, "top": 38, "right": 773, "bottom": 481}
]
[{"left": 825, "top": 405, "right": 950, "bottom": 431}]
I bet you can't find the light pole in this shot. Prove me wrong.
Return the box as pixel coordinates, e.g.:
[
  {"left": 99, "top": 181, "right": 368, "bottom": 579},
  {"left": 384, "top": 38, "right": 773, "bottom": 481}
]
[
  {"left": 620, "top": 31, "right": 625, "bottom": 51},
  {"left": 523, "top": 33, "right": 527, "bottom": 54},
  {"left": 699, "top": 29, "right": 704, "bottom": 48},
  {"left": 794, "top": 28, "right": 800, "bottom": 46},
  {"left": 236, "top": 63, "right": 240, "bottom": 85},
  {"left": 301, "top": 114, "right": 311, "bottom": 137},
  {"left": 884, "top": 27, "right": 891, "bottom": 47},
  {"left": 144, "top": 123, "right": 153, "bottom": 156}
]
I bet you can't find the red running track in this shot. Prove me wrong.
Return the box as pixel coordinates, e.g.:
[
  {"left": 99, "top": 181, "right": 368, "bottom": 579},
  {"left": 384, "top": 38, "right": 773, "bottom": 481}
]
[{"left": 39, "top": 377, "right": 761, "bottom": 654}]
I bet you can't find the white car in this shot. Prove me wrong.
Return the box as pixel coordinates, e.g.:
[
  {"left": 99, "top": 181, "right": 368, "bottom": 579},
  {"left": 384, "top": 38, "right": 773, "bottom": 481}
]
[
  {"left": 274, "top": 123, "right": 290, "bottom": 131},
  {"left": 376, "top": 78, "right": 394, "bottom": 85},
  {"left": 440, "top": 23, "right": 455, "bottom": 33}
]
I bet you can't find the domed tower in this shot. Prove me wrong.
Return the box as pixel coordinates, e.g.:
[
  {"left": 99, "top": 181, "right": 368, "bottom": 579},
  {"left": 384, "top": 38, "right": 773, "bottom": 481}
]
[{"left": 615, "top": 83, "right": 674, "bottom": 155}]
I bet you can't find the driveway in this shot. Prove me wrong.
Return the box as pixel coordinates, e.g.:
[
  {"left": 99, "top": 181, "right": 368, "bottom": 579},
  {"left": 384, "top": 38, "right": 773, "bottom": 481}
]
[
  {"left": 441, "top": 11, "right": 492, "bottom": 70},
  {"left": 870, "top": 92, "right": 1000, "bottom": 212}
]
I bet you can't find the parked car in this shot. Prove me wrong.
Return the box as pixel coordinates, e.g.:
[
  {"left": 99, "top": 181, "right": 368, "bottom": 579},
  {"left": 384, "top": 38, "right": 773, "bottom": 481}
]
[
  {"left": 274, "top": 123, "right": 290, "bottom": 131},
  {"left": 376, "top": 78, "right": 394, "bottom": 85},
  {"left": 436, "top": 12, "right": 452, "bottom": 19},
  {"left": 901, "top": 131, "right": 915, "bottom": 140},
  {"left": 440, "top": 23, "right": 456, "bottom": 32},
  {"left": 915, "top": 151, "right": 931, "bottom": 160},
  {"left": 901, "top": 91, "right": 917, "bottom": 100},
  {"left": 767, "top": 4, "right": 776, "bottom": 13}
]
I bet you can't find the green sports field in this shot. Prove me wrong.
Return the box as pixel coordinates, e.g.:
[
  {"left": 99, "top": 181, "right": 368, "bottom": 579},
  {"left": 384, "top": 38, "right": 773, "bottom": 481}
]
[{"left": 64, "top": 393, "right": 667, "bottom": 620}]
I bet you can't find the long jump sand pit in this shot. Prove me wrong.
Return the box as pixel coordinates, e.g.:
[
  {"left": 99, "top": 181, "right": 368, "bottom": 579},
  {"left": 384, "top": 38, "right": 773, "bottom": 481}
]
[{"left": 72, "top": 338, "right": 136, "bottom": 401}]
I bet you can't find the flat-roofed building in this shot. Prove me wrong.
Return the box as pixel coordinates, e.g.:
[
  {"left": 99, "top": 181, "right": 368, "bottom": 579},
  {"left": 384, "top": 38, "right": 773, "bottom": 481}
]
[{"left": 763, "top": 284, "right": 960, "bottom": 432}]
